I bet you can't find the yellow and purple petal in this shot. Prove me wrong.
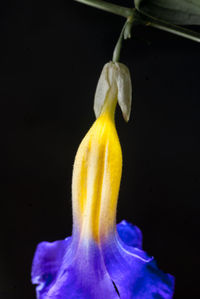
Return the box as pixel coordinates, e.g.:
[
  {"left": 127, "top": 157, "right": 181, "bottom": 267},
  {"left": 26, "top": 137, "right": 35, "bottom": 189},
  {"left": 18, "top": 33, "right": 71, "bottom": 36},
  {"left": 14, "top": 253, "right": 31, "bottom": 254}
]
[{"left": 32, "top": 62, "right": 174, "bottom": 298}]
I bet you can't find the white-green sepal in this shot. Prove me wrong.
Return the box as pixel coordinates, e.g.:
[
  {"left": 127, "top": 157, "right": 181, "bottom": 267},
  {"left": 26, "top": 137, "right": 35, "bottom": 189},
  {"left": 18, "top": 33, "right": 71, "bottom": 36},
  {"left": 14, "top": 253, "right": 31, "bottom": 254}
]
[
  {"left": 115, "top": 62, "right": 132, "bottom": 122},
  {"left": 94, "top": 62, "right": 132, "bottom": 122},
  {"left": 94, "top": 63, "right": 110, "bottom": 120}
]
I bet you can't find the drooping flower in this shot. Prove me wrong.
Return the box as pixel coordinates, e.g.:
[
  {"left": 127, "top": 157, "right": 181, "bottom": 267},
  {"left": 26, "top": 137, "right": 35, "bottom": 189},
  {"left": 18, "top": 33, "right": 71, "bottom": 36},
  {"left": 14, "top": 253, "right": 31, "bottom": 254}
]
[{"left": 31, "top": 62, "right": 175, "bottom": 298}]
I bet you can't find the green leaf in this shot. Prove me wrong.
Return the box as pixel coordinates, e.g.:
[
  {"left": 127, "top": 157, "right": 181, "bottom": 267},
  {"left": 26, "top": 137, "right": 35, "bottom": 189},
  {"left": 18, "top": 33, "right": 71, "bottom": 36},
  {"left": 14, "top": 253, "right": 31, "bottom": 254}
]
[{"left": 134, "top": 0, "right": 200, "bottom": 25}]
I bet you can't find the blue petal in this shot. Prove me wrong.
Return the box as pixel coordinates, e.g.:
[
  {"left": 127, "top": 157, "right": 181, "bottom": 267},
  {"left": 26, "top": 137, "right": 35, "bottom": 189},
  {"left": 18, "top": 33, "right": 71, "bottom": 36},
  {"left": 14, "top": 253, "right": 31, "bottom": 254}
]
[
  {"left": 31, "top": 238, "right": 71, "bottom": 298},
  {"left": 32, "top": 239, "right": 119, "bottom": 298},
  {"left": 32, "top": 221, "right": 175, "bottom": 298},
  {"left": 102, "top": 235, "right": 174, "bottom": 298},
  {"left": 117, "top": 220, "right": 142, "bottom": 249},
  {"left": 107, "top": 220, "right": 174, "bottom": 298}
]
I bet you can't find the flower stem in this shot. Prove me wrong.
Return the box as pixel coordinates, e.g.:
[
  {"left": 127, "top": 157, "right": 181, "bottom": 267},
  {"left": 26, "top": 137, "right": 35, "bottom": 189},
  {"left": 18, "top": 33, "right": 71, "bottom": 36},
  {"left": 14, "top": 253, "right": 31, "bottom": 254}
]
[
  {"left": 112, "top": 21, "right": 127, "bottom": 63},
  {"left": 75, "top": 0, "right": 133, "bottom": 18},
  {"left": 112, "top": 16, "right": 134, "bottom": 62}
]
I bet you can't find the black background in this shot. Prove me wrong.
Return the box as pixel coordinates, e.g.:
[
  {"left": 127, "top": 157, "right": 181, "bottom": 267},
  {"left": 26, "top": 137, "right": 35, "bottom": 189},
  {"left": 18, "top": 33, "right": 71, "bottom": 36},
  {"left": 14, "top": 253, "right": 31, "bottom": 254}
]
[{"left": 0, "top": 1, "right": 200, "bottom": 298}]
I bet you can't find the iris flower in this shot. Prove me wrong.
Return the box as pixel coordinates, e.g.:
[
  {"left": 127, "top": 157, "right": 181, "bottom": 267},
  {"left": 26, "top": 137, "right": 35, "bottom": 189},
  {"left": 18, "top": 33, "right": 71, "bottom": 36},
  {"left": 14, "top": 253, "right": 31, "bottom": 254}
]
[{"left": 31, "top": 62, "right": 175, "bottom": 298}]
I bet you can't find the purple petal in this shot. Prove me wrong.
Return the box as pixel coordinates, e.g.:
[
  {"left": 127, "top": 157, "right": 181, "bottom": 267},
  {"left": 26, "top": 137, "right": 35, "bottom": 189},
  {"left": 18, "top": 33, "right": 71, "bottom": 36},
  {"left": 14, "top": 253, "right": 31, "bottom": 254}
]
[
  {"left": 117, "top": 220, "right": 142, "bottom": 249},
  {"left": 103, "top": 221, "right": 174, "bottom": 298},
  {"left": 32, "top": 239, "right": 119, "bottom": 298},
  {"left": 32, "top": 221, "right": 175, "bottom": 299},
  {"left": 31, "top": 238, "right": 71, "bottom": 298}
]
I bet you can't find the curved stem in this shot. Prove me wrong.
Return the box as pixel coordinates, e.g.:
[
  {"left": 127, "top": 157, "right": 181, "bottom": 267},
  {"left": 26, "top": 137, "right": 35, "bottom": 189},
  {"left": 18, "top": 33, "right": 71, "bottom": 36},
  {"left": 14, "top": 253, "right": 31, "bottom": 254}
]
[
  {"left": 112, "top": 21, "right": 127, "bottom": 63},
  {"left": 75, "top": 0, "right": 133, "bottom": 18},
  {"left": 112, "top": 17, "right": 133, "bottom": 62}
]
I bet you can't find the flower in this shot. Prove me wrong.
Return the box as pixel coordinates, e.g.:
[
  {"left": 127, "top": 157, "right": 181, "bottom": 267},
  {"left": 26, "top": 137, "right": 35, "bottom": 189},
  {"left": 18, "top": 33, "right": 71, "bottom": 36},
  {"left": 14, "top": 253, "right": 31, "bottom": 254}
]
[{"left": 31, "top": 62, "right": 175, "bottom": 298}]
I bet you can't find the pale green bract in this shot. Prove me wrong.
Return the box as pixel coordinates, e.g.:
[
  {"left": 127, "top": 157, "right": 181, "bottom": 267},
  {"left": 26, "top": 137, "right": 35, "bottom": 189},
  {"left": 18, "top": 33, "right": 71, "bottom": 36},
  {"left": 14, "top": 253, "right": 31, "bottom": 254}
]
[
  {"left": 94, "top": 62, "right": 132, "bottom": 122},
  {"left": 135, "top": 0, "right": 200, "bottom": 25}
]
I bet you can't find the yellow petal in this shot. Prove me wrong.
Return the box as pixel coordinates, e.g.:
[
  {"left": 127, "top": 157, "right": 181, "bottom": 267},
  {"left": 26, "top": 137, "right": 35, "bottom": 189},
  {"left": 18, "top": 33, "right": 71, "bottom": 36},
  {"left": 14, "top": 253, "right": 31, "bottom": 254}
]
[{"left": 72, "top": 87, "right": 122, "bottom": 243}]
